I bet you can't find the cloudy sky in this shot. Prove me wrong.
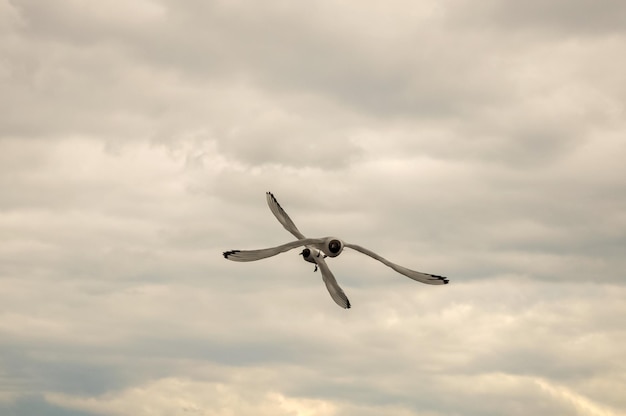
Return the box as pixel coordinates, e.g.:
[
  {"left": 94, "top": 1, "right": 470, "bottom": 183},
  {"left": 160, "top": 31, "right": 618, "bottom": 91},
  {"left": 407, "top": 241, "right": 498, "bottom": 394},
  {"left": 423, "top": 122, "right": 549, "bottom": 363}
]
[{"left": 2, "top": 0, "right": 626, "bottom": 415}]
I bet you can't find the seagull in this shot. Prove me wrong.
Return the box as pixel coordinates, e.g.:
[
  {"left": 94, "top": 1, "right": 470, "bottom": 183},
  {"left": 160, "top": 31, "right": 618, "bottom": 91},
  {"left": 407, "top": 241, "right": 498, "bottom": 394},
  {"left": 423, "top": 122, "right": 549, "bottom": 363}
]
[{"left": 223, "top": 192, "right": 449, "bottom": 309}]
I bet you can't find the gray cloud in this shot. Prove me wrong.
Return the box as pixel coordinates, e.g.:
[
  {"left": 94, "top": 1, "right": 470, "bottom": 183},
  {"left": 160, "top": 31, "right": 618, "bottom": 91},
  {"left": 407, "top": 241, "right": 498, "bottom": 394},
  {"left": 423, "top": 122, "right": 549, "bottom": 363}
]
[
  {"left": 2, "top": 0, "right": 626, "bottom": 415},
  {"left": 448, "top": 0, "right": 626, "bottom": 35}
]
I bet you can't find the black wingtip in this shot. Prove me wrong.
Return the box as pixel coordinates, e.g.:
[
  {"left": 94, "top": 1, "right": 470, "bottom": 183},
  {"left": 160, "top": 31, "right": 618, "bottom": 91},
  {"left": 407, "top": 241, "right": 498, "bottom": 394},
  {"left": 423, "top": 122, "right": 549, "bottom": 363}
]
[
  {"left": 267, "top": 192, "right": 279, "bottom": 205},
  {"left": 429, "top": 273, "right": 449, "bottom": 284},
  {"left": 346, "top": 300, "right": 351, "bottom": 309},
  {"left": 223, "top": 250, "right": 240, "bottom": 259}
]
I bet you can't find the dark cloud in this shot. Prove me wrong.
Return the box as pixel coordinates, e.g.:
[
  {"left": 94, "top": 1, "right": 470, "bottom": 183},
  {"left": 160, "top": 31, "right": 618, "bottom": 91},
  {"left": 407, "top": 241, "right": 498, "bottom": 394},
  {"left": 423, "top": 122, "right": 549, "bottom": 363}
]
[
  {"left": 0, "top": 395, "right": 96, "bottom": 416},
  {"left": 447, "top": 0, "right": 626, "bottom": 35}
]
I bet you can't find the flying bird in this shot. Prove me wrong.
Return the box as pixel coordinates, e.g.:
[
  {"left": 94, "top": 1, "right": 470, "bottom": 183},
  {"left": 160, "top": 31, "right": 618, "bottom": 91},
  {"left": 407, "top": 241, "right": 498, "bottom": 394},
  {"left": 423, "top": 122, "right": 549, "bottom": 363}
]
[{"left": 223, "top": 192, "right": 449, "bottom": 309}]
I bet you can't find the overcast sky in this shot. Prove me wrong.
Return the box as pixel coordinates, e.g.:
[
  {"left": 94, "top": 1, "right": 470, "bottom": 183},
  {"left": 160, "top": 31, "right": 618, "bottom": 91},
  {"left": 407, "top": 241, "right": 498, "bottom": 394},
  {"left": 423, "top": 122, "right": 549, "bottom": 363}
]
[{"left": 2, "top": 0, "right": 626, "bottom": 415}]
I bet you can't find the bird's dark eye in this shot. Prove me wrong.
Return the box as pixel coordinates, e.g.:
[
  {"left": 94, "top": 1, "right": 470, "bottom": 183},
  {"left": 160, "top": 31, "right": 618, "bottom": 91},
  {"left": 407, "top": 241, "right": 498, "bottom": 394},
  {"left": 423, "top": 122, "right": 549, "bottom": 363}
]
[
  {"left": 301, "top": 248, "right": 311, "bottom": 257},
  {"left": 328, "top": 240, "right": 341, "bottom": 254}
]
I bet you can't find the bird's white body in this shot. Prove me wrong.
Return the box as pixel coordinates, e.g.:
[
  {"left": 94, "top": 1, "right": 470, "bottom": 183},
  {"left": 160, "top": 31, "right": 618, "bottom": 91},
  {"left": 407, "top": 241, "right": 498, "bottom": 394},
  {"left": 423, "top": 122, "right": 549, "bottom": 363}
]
[{"left": 223, "top": 192, "right": 449, "bottom": 309}]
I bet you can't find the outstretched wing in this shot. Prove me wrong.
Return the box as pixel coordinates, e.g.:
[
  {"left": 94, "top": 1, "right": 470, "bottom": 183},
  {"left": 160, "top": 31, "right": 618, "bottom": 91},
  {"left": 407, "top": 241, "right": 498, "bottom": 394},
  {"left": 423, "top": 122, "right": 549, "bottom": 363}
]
[
  {"left": 314, "top": 255, "right": 351, "bottom": 309},
  {"left": 223, "top": 238, "right": 324, "bottom": 262},
  {"left": 266, "top": 192, "right": 306, "bottom": 239},
  {"left": 344, "top": 243, "right": 449, "bottom": 285}
]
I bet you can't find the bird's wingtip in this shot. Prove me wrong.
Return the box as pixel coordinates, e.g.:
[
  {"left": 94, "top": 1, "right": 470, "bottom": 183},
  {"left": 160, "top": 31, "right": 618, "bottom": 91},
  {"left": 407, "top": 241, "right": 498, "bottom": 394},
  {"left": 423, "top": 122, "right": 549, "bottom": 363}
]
[
  {"left": 429, "top": 273, "right": 449, "bottom": 284},
  {"left": 223, "top": 250, "right": 240, "bottom": 259}
]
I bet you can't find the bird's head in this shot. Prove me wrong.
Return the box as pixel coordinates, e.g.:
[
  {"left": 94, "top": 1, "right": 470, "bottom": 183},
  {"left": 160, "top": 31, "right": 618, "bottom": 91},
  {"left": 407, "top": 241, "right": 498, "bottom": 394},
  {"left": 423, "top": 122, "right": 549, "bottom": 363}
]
[
  {"left": 300, "top": 247, "right": 318, "bottom": 264},
  {"left": 321, "top": 237, "right": 344, "bottom": 257}
]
